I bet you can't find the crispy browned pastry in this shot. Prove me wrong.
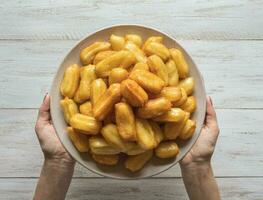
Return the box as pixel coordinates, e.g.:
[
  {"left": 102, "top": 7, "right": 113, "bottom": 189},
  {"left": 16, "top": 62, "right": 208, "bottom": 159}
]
[
  {"left": 137, "top": 97, "right": 171, "bottom": 119},
  {"left": 115, "top": 102, "right": 137, "bottom": 141},
  {"left": 70, "top": 113, "right": 102, "bottom": 135},
  {"left": 129, "top": 69, "right": 165, "bottom": 94},
  {"left": 67, "top": 127, "right": 89, "bottom": 152},
  {"left": 125, "top": 150, "right": 153, "bottom": 172},
  {"left": 93, "top": 83, "right": 121, "bottom": 121},
  {"left": 120, "top": 79, "right": 148, "bottom": 107},
  {"left": 60, "top": 64, "right": 80, "bottom": 98},
  {"left": 60, "top": 97, "right": 79, "bottom": 123},
  {"left": 92, "top": 154, "right": 119, "bottom": 165},
  {"left": 155, "top": 141, "right": 179, "bottom": 158}
]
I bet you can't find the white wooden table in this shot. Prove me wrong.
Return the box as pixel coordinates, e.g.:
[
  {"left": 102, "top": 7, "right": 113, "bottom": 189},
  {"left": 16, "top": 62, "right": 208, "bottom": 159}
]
[{"left": 0, "top": 0, "right": 263, "bottom": 199}]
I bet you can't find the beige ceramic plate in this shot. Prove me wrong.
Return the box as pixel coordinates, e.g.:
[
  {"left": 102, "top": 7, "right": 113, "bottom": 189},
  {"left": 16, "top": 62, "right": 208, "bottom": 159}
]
[{"left": 50, "top": 24, "right": 206, "bottom": 179}]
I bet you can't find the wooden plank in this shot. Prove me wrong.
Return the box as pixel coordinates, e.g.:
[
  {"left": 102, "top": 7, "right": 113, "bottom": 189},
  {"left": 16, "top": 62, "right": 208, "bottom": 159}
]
[
  {"left": 0, "top": 40, "right": 262, "bottom": 109},
  {"left": 0, "top": 0, "right": 262, "bottom": 40},
  {"left": 0, "top": 109, "right": 262, "bottom": 178},
  {"left": 0, "top": 177, "right": 262, "bottom": 200}
]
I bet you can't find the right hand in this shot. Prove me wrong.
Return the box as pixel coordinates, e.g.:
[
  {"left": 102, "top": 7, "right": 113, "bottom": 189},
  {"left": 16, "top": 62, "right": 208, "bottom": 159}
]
[{"left": 180, "top": 96, "right": 220, "bottom": 168}]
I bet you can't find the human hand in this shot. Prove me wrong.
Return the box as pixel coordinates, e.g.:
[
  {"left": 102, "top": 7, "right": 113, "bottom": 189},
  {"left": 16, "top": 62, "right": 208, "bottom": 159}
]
[
  {"left": 35, "top": 93, "right": 75, "bottom": 165},
  {"left": 180, "top": 96, "right": 220, "bottom": 168}
]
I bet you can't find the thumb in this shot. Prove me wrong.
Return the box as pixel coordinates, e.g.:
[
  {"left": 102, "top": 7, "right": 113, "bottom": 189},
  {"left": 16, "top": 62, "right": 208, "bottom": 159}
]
[
  {"left": 204, "top": 96, "right": 219, "bottom": 135},
  {"left": 37, "top": 93, "right": 51, "bottom": 123}
]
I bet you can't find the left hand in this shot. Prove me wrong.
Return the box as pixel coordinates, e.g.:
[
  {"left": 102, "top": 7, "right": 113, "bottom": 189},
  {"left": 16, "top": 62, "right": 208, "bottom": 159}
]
[{"left": 35, "top": 94, "right": 75, "bottom": 164}]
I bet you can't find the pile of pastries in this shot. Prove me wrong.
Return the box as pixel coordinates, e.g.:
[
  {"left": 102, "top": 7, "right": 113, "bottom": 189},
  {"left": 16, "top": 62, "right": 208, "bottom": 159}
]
[{"left": 60, "top": 34, "right": 196, "bottom": 172}]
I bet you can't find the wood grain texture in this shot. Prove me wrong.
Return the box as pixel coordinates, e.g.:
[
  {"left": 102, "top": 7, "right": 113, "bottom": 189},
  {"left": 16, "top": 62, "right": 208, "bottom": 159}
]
[
  {"left": 0, "top": 109, "right": 262, "bottom": 178},
  {"left": 0, "top": 178, "right": 262, "bottom": 200},
  {"left": 0, "top": 0, "right": 262, "bottom": 40},
  {"left": 0, "top": 40, "right": 262, "bottom": 108},
  {"left": 0, "top": 0, "right": 263, "bottom": 198}
]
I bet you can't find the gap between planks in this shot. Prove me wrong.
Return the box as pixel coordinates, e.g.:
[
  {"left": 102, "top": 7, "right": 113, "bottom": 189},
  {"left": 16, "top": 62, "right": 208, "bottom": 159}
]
[{"left": 1, "top": 176, "right": 263, "bottom": 179}]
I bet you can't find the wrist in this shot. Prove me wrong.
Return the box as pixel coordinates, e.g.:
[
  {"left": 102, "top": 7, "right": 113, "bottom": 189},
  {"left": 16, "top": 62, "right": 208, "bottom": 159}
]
[
  {"left": 180, "top": 161, "right": 214, "bottom": 182},
  {"left": 34, "top": 156, "right": 75, "bottom": 200},
  {"left": 180, "top": 161, "right": 220, "bottom": 200},
  {"left": 44, "top": 157, "right": 75, "bottom": 171},
  {"left": 180, "top": 160, "right": 211, "bottom": 171},
  {"left": 181, "top": 164, "right": 212, "bottom": 188}
]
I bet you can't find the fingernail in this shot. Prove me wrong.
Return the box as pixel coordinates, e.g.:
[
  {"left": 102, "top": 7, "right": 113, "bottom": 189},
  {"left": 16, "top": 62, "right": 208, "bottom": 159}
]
[
  {"left": 209, "top": 96, "right": 213, "bottom": 106},
  {"left": 43, "top": 93, "right": 48, "bottom": 102}
]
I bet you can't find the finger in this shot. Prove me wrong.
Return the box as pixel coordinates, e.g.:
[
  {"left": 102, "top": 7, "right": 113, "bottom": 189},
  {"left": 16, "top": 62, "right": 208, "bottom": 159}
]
[
  {"left": 37, "top": 94, "right": 51, "bottom": 123},
  {"left": 204, "top": 96, "right": 219, "bottom": 131}
]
